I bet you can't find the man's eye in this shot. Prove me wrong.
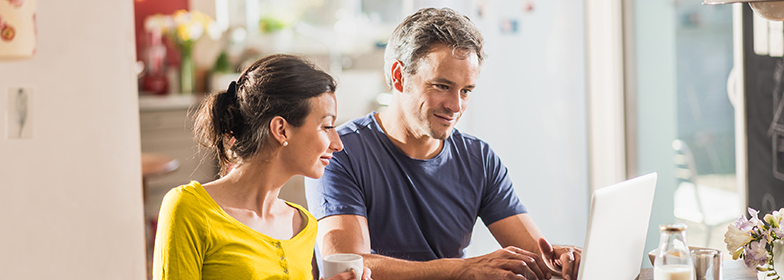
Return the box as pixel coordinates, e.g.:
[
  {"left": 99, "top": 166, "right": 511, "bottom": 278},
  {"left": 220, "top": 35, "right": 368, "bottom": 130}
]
[{"left": 436, "top": 84, "right": 449, "bottom": 90}]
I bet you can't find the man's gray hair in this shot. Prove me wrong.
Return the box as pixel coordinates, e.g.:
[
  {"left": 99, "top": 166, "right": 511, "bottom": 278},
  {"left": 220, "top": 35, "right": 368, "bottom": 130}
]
[{"left": 383, "top": 7, "right": 485, "bottom": 89}]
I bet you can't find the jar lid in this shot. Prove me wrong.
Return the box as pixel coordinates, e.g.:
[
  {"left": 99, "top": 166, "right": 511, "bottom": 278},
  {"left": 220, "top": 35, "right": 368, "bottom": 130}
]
[{"left": 659, "top": 223, "right": 687, "bottom": 232}]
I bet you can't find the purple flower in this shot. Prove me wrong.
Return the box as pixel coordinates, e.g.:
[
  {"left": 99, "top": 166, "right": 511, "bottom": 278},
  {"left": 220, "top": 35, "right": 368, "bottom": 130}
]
[
  {"left": 734, "top": 208, "right": 764, "bottom": 232},
  {"left": 750, "top": 208, "right": 765, "bottom": 225},
  {"left": 744, "top": 240, "right": 769, "bottom": 268}
]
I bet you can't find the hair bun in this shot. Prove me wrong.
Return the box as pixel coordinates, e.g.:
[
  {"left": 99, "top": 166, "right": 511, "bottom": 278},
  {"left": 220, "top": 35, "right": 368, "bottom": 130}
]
[{"left": 226, "top": 81, "right": 238, "bottom": 101}]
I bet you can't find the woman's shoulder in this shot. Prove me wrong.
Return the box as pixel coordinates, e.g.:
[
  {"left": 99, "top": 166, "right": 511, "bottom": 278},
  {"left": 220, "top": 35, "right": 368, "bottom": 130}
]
[
  {"left": 284, "top": 201, "right": 316, "bottom": 220},
  {"left": 284, "top": 201, "right": 318, "bottom": 228},
  {"left": 160, "top": 181, "right": 211, "bottom": 211},
  {"left": 282, "top": 200, "right": 318, "bottom": 243}
]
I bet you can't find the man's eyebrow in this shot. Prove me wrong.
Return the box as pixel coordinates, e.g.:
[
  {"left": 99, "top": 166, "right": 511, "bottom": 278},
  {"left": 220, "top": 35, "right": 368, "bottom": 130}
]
[{"left": 432, "top": 77, "right": 475, "bottom": 89}]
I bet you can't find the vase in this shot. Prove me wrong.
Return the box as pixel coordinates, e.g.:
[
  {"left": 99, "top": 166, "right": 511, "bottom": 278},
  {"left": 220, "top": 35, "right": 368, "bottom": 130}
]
[
  {"left": 179, "top": 41, "right": 195, "bottom": 94},
  {"left": 759, "top": 240, "right": 784, "bottom": 280}
]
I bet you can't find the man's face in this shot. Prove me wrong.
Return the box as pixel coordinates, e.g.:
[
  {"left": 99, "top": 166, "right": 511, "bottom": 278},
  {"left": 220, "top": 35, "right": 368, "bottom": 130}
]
[{"left": 399, "top": 45, "right": 479, "bottom": 140}]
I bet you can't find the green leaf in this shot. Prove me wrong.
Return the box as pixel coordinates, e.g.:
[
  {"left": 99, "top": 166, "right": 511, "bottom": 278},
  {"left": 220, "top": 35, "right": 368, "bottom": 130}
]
[
  {"left": 212, "top": 51, "right": 231, "bottom": 73},
  {"left": 258, "top": 16, "right": 288, "bottom": 33}
]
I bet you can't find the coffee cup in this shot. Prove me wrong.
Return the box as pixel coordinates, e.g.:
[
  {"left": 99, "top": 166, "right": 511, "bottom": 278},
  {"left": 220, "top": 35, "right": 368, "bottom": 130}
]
[{"left": 322, "top": 253, "right": 363, "bottom": 280}]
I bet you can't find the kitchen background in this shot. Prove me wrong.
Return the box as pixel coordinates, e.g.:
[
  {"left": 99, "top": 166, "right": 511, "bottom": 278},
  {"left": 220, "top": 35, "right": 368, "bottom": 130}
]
[
  {"left": 134, "top": 0, "right": 740, "bottom": 270},
  {"left": 134, "top": 0, "right": 591, "bottom": 265},
  {"left": 0, "top": 0, "right": 740, "bottom": 278},
  {"left": 135, "top": 0, "right": 738, "bottom": 269}
]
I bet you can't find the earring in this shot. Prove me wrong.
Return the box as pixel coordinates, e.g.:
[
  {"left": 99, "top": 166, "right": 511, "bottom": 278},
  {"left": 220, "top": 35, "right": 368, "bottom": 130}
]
[{"left": 283, "top": 141, "right": 288, "bottom": 147}]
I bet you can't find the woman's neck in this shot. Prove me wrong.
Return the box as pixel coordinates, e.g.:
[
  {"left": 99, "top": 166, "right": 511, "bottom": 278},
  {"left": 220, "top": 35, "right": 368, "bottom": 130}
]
[{"left": 206, "top": 157, "right": 294, "bottom": 216}]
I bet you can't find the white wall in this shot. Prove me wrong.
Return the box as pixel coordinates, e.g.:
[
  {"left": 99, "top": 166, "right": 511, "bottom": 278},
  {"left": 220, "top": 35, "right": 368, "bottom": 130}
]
[
  {"left": 0, "top": 0, "right": 147, "bottom": 279},
  {"left": 455, "top": 0, "right": 590, "bottom": 256}
]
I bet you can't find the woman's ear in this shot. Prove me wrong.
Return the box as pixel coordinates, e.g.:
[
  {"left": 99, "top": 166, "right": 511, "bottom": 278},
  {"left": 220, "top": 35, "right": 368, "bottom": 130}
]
[
  {"left": 269, "top": 116, "right": 289, "bottom": 146},
  {"left": 391, "top": 60, "right": 405, "bottom": 93}
]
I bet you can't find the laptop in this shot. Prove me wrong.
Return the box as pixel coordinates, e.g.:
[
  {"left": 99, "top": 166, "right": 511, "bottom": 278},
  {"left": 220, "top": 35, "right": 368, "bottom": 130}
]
[{"left": 576, "top": 172, "right": 658, "bottom": 280}]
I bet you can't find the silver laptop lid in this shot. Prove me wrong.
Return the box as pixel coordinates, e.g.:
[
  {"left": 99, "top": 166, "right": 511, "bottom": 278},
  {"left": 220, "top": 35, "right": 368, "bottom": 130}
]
[{"left": 577, "top": 172, "right": 657, "bottom": 280}]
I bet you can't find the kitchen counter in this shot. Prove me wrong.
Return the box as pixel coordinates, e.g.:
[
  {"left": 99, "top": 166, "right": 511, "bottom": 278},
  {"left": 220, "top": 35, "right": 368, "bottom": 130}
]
[{"left": 138, "top": 94, "right": 203, "bottom": 112}]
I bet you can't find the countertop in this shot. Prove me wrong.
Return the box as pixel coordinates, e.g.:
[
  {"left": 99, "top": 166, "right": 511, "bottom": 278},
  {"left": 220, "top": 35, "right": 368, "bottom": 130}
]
[
  {"left": 636, "top": 260, "right": 757, "bottom": 280},
  {"left": 138, "top": 94, "right": 202, "bottom": 112}
]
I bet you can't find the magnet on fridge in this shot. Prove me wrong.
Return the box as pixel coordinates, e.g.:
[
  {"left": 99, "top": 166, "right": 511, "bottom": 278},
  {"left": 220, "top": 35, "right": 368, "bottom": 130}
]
[{"left": 500, "top": 19, "right": 518, "bottom": 34}]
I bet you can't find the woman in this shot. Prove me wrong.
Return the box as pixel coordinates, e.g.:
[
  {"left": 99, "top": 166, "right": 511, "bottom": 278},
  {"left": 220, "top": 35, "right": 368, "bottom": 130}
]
[{"left": 152, "top": 54, "right": 371, "bottom": 280}]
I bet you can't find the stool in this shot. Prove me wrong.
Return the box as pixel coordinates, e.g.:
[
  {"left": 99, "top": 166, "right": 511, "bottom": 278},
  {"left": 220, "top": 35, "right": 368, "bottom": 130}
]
[{"left": 140, "top": 152, "right": 179, "bottom": 279}]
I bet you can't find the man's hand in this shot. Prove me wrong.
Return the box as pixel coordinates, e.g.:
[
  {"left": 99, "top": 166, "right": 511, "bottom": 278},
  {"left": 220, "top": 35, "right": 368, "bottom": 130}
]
[
  {"left": 452, "top": 246, "right": 552, "bottom": 280},
  {"left": 538, "top": 238, "right": 582, "bottom": 280}
]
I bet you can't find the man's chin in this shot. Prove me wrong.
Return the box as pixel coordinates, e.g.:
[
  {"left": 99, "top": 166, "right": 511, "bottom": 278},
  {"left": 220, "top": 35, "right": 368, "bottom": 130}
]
[{"left": 429, "top": 128, "right": 454, "bottom": 140}]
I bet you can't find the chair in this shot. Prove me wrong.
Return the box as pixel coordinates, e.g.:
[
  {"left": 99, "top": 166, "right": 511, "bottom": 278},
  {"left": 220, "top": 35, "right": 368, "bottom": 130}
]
[
  {"left": 141, "top": 152, "right": 179, "bottom": 279},
  {"left": 671, "top": 139, "right": 741, "bottom": 246}
]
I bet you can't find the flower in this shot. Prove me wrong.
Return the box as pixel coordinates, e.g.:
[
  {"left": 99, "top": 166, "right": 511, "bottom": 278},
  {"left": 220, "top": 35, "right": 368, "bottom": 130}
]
[
  {"left": 0, "top": 14, "right": 14, "bottom": 42},
  {"left": 725, "top": 223, "right": 752, "bottom": 256},
  {"left": 726, "top": 207, "right": 784, "bottom": 278},
  {"left": 144, "top": 10, "right": 219, "bottom": 47},
  {"left": 767, "top": 209, "right": 784, "bottom": 229},
  {"left": 144, "top": 14, "right": 173, "bottom": 35},
  {"left": 747, "top": 240, "right": 770, "bottom": 267}
]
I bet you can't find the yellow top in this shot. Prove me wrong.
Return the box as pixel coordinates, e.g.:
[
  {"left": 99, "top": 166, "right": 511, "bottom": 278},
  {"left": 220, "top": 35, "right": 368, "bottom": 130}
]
[{"left": 152, "top": 181, "right": 317, "bottom": 280}]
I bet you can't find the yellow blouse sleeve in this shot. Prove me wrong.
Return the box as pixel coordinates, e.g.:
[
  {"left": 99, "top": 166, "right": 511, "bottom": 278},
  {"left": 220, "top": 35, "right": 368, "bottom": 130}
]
[{"left": 152, "top": 186, "right": 207, "bottom": 280}]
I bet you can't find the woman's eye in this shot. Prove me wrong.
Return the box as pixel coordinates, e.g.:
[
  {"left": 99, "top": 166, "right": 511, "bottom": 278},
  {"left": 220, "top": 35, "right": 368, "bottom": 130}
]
[{"left": 324, "top": 126, "right": 335, "bottom": 131}]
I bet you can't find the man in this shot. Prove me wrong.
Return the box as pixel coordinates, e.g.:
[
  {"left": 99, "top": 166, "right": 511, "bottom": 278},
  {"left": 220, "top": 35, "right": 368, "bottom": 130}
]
[{"left": 305, "top": 7, "right": 582, "bottom": 280}]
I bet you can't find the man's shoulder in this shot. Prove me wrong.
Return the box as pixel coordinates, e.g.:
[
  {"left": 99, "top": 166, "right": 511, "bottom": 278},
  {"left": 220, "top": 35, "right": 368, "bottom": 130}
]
[
  {"left": 336, "top": 113, "right": 376, "bottom": 136},
  {"left": 449, "top": 128, "right": 491, "bottom": 152},
  {"left": 335, "top": 113, "right": 384, "bottom": 149}
]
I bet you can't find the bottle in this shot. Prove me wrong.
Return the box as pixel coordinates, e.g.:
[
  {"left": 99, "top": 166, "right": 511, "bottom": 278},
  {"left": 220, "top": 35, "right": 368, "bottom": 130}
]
[{"left": 654, "top": 223, "right": 694, "bottom": 280}]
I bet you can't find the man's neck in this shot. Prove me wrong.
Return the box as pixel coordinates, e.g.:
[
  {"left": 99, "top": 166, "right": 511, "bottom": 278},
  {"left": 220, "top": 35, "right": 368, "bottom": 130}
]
[{"left": 375, "top": 109, "right": 443, "bottom": 160}]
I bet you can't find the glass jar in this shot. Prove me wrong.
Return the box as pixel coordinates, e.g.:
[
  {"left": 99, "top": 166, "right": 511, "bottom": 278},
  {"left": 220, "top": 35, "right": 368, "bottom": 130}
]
[{"left": 654, "top": 223, "right": 694, "bottom": 280}]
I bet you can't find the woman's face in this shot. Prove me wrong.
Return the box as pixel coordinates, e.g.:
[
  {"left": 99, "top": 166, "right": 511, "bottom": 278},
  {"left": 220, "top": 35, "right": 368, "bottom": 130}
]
[{"left": 282, "top": 93, "right": 343, "bottom": 178}]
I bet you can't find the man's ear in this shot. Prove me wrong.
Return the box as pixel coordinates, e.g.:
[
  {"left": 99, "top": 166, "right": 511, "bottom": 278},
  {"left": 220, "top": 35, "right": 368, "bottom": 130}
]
[
  {"left": 269, "top": 116, "right": 289, "bottom": 146},
  {"left": 391, "top": 60, "right": 405, "bottom": 93}
]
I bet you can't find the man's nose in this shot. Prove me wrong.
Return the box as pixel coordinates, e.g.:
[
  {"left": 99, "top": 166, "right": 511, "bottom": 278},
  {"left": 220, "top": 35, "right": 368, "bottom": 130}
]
[{"left": 443, "top": 89, "right": 464, "bottom": 113}]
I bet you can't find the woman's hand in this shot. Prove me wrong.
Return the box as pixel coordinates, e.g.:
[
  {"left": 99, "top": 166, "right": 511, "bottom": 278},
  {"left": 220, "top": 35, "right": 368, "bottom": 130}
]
[
  {"left": 322, "top": 267, "right": 372, "bottom": 280},
  {"left": 538, "top": 238, "right": 582, "bottom": 280}
]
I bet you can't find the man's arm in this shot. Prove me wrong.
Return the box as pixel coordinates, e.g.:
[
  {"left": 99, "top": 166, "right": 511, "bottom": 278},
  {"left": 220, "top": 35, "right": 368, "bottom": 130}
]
[
  {"left": 318, "top": 214, "right": 552, "bottom": 280},
  {"left": 488, "top": 214, "right": 583, "bottom": 280}
]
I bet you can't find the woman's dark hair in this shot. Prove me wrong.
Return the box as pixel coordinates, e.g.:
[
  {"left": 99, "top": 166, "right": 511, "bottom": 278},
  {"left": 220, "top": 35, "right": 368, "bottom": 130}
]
[{"left": 193, "top": 54, "right": 337, "bottom": 175}]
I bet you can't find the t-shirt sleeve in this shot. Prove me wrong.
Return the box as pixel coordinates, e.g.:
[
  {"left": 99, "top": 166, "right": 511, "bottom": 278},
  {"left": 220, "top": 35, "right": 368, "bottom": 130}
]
[
  {"left": 477, "top": 146, "right": 527, "bottom": 226},
  {"left": 152, "top": 187, "right": 205, "bottom": 280},
  {"left": 305, "top": 151, "right": 367, "bottom": 220}
]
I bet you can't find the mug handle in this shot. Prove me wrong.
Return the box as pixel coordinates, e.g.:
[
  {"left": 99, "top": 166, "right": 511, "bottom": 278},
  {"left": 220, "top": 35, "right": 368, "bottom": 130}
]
[{"left": 349, "top": 265, "right": 363, "bottom": 280}]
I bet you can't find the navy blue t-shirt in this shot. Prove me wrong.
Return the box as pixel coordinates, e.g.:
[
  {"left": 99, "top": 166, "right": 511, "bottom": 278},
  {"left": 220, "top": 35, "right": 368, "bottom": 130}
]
[{"left": 305, "top": 112, "right": 526, "bottom": 261}]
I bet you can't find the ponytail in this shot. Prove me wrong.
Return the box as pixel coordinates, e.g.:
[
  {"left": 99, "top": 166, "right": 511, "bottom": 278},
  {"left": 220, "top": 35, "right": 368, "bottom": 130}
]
[{"left": 193, "top": 81, "right": 243, "bottom": 175}]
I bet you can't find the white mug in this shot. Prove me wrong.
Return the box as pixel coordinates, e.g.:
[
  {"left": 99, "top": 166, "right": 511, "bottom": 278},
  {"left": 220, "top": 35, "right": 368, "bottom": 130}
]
[{"left": 322, "top": 253, "right": 363, "bottom": 280}]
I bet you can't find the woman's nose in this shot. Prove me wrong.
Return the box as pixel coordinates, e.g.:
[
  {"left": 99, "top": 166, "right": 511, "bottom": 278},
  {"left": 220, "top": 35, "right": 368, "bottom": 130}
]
[{"left": 330, "top": 131, "right": 344, "bottom": 152}]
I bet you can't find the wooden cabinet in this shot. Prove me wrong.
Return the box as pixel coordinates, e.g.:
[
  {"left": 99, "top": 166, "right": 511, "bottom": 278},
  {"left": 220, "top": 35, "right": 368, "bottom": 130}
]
[{"left": 139, "top": 95, "right": 217, "bottom": 216}]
